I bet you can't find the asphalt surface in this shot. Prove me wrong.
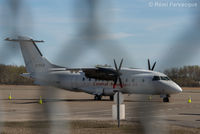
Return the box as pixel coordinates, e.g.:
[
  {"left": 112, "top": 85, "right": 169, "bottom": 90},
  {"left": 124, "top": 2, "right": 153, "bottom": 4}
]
[{"left": 0, "top": 85, "right": 199, "bottom": 128}]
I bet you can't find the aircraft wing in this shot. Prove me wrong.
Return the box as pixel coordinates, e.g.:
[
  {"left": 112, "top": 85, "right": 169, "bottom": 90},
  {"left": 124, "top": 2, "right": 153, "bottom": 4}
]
[
  {"left": 48, "top": 67, "right": 117, "bottom": 81},
  {"left": 82, "top": 67, "right": 117, "bottom": 81}
]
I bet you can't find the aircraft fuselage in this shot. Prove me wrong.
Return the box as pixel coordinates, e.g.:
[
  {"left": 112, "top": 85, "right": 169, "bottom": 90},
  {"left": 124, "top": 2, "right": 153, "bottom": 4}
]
[{"left": 36, "top": 68, "right": 182, "bottom": 97}]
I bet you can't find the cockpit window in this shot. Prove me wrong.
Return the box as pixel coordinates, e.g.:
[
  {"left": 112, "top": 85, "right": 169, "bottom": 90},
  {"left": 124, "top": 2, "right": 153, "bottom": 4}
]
[
  {"left": 160, "top": 76, "right": 170, "bottom": 80},
  {"left": 152, "top": 75, "right": 170, "bottom": 81},
  {"left": 152, "top": 76, "right": 160, "bottom": 81}
]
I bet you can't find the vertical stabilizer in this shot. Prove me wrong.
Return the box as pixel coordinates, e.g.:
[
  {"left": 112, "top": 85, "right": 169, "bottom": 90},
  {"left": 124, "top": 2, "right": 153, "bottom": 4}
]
[{"left": 5, "top": 36, "right": 53, "bottom": 73}]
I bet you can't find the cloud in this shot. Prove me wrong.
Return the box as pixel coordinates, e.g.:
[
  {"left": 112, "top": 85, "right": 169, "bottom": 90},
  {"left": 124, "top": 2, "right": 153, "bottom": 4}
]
[
  {"left": 147, "top": 21, "right": 179, "bottom": 31},
  {"left": 100, "top": 32, "right": 135, "bottom": 40},
  {"left": 147, "top": 17, "right": 191, "bottom": 31},
  {"left": 108, "top": 8, "right": 122, "bottom": 12},
  {"left": 77, "top": 32, "right": 136, "bottom": 40}
]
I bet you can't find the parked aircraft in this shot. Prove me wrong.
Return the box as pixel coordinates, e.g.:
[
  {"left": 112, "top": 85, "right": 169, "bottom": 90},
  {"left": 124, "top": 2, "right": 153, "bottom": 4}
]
[{"left": 5, "top": 36, "right": 182, "bottom": 102}]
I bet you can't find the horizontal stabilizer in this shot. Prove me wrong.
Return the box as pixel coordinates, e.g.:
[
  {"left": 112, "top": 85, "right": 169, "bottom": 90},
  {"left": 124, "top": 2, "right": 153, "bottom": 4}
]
[
  {"left": 20, "top": 73, "right": 32, "bottom": 79},
  {"left": 5, "top": 37, "right": 44, "bottom": 43}
]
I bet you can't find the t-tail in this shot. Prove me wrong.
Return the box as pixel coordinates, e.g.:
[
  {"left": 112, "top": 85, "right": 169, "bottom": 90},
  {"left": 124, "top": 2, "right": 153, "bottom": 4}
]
[{"left": 5, "top": 36, "right": 57, "bottom": 76}]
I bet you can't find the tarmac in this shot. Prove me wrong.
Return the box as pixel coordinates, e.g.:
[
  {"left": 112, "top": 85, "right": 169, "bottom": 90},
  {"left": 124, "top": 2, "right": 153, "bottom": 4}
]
[{"left": 0, "top": 85, "right": 199, "bottom": 128}]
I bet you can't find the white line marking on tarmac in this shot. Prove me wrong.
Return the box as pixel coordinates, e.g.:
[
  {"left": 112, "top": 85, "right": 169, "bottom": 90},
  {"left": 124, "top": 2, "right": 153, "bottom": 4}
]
[
  {"left": 74, "top": 109, "right": 111, "bottom": 115},
  {"left": 126, "top": 114, "right": 188, "bottom": 119}
]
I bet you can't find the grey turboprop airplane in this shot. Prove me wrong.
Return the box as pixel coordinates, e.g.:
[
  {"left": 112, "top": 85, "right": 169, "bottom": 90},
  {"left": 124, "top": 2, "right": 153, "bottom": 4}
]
[{"left": 5, "top": 36, "right": 182, "bottom": 102}]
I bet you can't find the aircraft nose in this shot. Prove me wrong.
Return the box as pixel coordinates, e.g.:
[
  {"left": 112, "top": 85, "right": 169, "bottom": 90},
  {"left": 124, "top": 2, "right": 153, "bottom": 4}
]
[
  {"left": 173, "top": 83, "right": 182, "bottom": 93},
  {"left": 158, "top": 81, "right": 182, "bottom": 94}
]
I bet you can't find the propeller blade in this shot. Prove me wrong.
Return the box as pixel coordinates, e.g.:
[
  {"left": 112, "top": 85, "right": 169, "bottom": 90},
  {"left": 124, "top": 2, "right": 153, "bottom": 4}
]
[
  {"left": 119, "top": 77, "right": 123, "bottom": 88},
  {"left": 148, "top": 59, "right": 151, "bottom": 70},
  {"left": 113, "top": 59, "right": 124, "bottom": 89},
  {"left": 119, "top": 58, "right": 123, "bottom": 70},
  {"left": 114, "top": 59, "right": 118, "bottom": 70},
  {"left": 151, "top": 62, "right": 156, "bottom": 70},
  {"left": 113, "top": 78, "right": 118, "bottom": 88}
]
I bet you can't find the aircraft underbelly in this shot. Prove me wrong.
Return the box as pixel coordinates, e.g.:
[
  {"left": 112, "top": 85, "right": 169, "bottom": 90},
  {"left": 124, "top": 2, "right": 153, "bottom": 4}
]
[
  {"left": 128, "top": 82, "right": 159, "bottom": 95},
  {"left": 80, "top": 87, "right": 114, "bottom": 96}
]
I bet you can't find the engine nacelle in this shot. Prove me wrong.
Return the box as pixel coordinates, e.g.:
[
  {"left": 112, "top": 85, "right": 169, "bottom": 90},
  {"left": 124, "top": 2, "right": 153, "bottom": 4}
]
[{"left": 103, "top": 88, "right": 115, "bottom": 96}]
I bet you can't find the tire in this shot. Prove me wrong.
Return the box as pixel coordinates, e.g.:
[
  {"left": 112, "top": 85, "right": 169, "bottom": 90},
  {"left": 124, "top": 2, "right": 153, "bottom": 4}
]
[
  {"left": 110, "top": 95, "right": 114, "bottom": 101},
  {"left": 94, "top": 95, "right": 102, "bottom": 100},
  {"left": 94, "top": 95, "right": 98, "bottom": 100},
  {"left": 163, "top": 97, "right": 169, "bottom": 102}
]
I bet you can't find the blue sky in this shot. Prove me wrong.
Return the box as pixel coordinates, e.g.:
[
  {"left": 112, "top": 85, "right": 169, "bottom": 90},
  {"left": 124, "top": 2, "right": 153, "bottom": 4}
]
[{"left": 0, "top": 0, "right": 200, "bottom": 71}]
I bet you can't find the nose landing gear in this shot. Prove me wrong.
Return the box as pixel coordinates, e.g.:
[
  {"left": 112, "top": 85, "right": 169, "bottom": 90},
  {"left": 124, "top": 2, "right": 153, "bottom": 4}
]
[
  {"left": 163, "top": 97, "right": 169, "bottom": 102},
  {"left": 161, "top": 94, "right": 170, "bottom": 102}
]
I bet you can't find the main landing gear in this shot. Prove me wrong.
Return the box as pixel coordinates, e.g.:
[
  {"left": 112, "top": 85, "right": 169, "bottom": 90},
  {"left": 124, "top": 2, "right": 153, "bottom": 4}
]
[
  {"left": 94, "top": 95, "right": 114, "bottom": 101},
  {"left": 162, "top": 94, "right": 170, "bottom": 102},
  {"left": 109, "top": 95, "right": 114, "bottom": 101},
  {"left": 94, "top": 95, "right": 102, "bottom": 100}
]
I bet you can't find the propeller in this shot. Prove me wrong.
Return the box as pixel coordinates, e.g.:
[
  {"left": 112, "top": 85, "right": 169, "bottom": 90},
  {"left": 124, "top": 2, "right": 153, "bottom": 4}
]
[
  {"left": 113, "top": 59, "right": 123, "bottom": 89},
  {"left": 148, "top": 59, "right": 156, "bottom": 71}
]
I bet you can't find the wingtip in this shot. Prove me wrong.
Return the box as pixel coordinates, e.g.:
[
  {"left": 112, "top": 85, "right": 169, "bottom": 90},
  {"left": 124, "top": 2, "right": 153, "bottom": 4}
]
[{"left": 4, "top": 37, "right": 10, "bottom": 41}]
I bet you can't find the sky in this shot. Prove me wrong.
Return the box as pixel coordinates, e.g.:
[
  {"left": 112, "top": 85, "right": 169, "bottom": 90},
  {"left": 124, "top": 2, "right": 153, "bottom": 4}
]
[{"left": 0, "top": 0, "right": 200, "bottom": 71}]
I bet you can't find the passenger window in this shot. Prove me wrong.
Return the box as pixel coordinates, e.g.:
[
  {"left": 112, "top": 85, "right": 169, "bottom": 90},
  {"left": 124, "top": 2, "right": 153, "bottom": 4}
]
[
  {"left": 82, "top": 77, "right": 85, "bottom": 81},
  {"left": 152, "top": 76, "right": 160, "bottom": 81}
]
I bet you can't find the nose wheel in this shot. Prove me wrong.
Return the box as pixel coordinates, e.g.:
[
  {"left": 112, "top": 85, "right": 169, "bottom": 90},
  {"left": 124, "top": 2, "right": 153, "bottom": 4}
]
[
  {"left": 163, "top": 97, "right": 169, "bottom": 102},
  {"left": 162, "top": 94, "right": 170, "bottom": 102}
]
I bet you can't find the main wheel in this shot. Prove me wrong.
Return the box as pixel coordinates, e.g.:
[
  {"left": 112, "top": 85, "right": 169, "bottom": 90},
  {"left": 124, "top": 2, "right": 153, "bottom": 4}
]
[
  {"left": 109, "top": 95, "right": 114, "bottom": 101},
  {"left": 94, "top": 95, "right": 102, "bottom": 100},
  {"left": 163, "top": 97, "right": 169, "bottom": 102}
]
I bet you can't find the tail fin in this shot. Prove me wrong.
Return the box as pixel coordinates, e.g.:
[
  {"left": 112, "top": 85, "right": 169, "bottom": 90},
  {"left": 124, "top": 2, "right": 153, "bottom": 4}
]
[{"left": 5, "top": 36, "right": 53, "bottom": 73}]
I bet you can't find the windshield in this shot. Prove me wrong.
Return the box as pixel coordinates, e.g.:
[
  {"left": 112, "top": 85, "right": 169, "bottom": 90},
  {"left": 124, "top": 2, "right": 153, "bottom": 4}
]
[
  {"left": 160, "top": 76, "right": 170, "bottom": 80},
  {"left": 152, "top": 76, "right": 170, "bottom": 81},
  {"left": 152, "top": 76, "right": 160, "bottom": 81}
]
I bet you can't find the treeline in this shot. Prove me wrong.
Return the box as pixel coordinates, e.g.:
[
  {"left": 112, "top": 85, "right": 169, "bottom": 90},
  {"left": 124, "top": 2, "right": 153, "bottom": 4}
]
[
  {"left": 164, "top": 65, "right": 200, "bottom": 87},
  {"left": 0, "top": 64, "right": 33, "bottom": 85}
]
